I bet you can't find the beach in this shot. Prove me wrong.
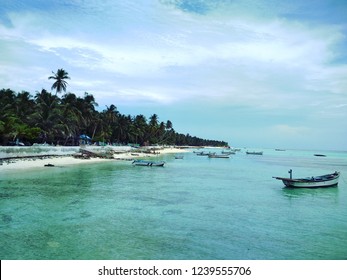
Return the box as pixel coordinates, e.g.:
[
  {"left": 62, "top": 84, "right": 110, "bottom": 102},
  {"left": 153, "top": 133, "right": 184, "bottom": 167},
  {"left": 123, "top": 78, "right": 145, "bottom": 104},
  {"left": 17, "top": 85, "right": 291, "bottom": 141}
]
[{"left": 0, "top": 146, "right": 187, "bottom": 171}]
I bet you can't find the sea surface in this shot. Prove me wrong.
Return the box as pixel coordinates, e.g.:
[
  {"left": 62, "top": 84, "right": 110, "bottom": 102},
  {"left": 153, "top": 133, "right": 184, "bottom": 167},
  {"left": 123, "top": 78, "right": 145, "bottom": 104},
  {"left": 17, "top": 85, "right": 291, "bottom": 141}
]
[{"left": 1, "top": 148, "right": 347, "bottom": 260}]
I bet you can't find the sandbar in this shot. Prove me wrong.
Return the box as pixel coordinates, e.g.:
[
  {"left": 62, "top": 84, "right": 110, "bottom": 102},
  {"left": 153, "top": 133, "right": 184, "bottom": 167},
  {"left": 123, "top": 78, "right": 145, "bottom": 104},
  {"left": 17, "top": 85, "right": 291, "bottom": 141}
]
[{"left": 0, "top": 146, "right": 187, "bottom": 171}]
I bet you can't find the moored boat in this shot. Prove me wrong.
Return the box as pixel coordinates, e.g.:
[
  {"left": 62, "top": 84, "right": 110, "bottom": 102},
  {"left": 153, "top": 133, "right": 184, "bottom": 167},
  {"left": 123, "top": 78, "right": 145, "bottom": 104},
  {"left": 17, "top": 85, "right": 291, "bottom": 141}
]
[
  {"left": 208, "top": 154, "right": 230, "bottom": 158},
  {"left": 196, "top": 151, "right": 215, "bottom": 156},
  {"left": 273, "top": 169, "right": 340, "bottom": 188},
  {"left": 175, "top": 155, "right": 184, "bottom": 159},
  {"left": 132, "top": 160, "right": 165, "bottom": 167},
  {"left": 246, "top": 151, "right": 263, "bottom": 155},
  {"left": 221, "top": 151, "right": 235, "bottom": 155}
]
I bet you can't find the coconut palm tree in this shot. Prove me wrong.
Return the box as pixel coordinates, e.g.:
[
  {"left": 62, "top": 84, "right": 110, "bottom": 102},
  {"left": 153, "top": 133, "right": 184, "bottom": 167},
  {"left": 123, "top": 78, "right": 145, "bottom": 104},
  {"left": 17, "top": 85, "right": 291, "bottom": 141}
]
[
  {"left": 148, "top": 114, "right": 159, "bottom": 144},
  {"left": 60, "top": 93, "right": 84, "bottom": 145},
  {"left": 48, "top": 69, "right": 70, "bottom": 95},
  {"left": 34, "top": 89, "right": 62, "bottom": 143},
  {"left": 133, "top": 114, "right": 147, "bottom": 145}
]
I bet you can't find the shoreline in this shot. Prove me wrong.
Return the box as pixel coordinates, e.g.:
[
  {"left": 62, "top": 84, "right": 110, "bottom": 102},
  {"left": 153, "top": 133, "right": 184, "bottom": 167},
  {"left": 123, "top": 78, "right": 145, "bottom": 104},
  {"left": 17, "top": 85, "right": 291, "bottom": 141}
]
[{"left": 0, "top": 146, "right": 188, "bottom": 171}]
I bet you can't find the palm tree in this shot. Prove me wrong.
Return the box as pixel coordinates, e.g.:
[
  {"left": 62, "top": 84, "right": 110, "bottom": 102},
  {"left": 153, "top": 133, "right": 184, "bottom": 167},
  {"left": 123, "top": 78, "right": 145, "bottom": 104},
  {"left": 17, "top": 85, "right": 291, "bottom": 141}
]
[
  {"left": 48, "top": 69, "right": 70, "bottom": 95},
  {"left": 60, "top": 93, "right": 83, "bottom": 145},
  {"left": 100, "top": 104, "right": 119, "bottom": 142},
  {"left": 34, "top": 89, "right": 62, "bottom": 143},
  {"left": 133, "top": 114, "right": 147, "bottom": 145},
  {"left": 166, "top": 120, "right": 173, "bottom": 130},
  {"left": 148, "top": 114, "right": 159, "bottom": 144}
]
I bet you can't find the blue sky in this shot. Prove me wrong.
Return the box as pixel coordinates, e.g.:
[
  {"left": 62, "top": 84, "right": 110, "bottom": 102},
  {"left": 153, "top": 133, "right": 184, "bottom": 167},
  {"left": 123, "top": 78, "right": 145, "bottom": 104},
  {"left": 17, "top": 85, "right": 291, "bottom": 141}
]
[{"left": 1, "top": 0, "right": 347, "bottom": 150}]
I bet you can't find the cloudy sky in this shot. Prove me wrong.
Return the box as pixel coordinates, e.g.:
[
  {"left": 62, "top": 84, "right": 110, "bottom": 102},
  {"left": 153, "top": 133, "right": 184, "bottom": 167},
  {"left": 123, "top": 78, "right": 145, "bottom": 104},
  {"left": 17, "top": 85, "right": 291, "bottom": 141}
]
[{"left": 1, "top": 0, "right": 347, "bottom": 150}]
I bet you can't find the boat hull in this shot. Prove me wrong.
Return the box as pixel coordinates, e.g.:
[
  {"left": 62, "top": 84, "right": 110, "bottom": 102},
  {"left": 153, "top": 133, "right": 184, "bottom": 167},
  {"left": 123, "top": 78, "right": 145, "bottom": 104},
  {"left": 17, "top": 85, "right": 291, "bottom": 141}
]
[
  {"left": 246, "top": 151, "right": 263, "bottom": 155},
  {"left": 281, "top": 178, "right": 339, "bottom": 188},
  {"left": 208, "top": 154, "right": 230, "bottom": 158},
  {"left": 132, "top": 160, "right": 165, "bottom": 167},
  {"left": 274, "top": 172, "right": 340, "bottom": 188},
  {"left": 175, "top": 155, "right": 184, "bottom": 159}
]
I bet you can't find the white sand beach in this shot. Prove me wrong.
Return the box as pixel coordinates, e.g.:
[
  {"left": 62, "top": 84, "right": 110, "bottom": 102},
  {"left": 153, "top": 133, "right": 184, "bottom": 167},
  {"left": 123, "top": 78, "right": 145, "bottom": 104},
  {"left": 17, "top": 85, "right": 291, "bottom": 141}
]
[{"left": 0, "top": 146, "right": 187, "bottom": 171}]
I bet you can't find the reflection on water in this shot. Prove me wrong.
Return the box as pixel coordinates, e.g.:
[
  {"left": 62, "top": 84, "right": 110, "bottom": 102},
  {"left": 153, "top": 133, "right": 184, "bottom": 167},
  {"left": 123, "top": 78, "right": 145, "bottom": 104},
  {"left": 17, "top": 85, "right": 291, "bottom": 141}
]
[{"left": 282, "top": 185, "right": 339, "bottom": 200}]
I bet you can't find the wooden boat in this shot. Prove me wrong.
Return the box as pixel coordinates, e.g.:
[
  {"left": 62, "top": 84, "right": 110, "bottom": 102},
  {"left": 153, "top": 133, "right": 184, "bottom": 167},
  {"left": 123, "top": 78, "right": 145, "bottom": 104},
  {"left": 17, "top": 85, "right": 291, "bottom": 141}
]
[
  {"left": 273, "top": 169, "right": 340, "bottom": 188},
  {"left": 174, "top": 155, "right": 184, "bottom": 159},
  {"left": 196, "top": 151, "right": 215, "bottom": 156},
  {"left": 221, "top": 151, "right": 235, "bottom": 155},
  {"left": 246, "top": 151, "right": 263, "bottom": 155},
  {"left": 132, "top": 160, "right": 165, "bottom": 167},
  {"left": 208, "top": 154, "right": 230, "bottom": 158}
]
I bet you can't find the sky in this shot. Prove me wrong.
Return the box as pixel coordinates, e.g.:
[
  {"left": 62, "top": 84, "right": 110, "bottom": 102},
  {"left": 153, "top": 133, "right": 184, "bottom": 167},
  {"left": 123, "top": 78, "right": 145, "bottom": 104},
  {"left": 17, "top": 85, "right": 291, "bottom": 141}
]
[{"left": 1, "top": 0, "right": 347, "bottom": 150}]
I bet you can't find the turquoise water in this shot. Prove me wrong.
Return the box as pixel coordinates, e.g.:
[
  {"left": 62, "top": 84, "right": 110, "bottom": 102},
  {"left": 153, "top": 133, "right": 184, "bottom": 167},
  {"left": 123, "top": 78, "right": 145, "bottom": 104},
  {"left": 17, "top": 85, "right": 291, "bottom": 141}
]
[{"left": 1, "top": 149, "right": 347, "bottom": 260}]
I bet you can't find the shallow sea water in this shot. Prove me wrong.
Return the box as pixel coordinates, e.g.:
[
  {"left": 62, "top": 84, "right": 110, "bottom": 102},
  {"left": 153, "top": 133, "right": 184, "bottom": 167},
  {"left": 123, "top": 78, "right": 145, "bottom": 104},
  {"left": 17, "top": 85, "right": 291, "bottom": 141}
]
[{"left": 1, "top": 149, "right": 347, "bottom": 259}]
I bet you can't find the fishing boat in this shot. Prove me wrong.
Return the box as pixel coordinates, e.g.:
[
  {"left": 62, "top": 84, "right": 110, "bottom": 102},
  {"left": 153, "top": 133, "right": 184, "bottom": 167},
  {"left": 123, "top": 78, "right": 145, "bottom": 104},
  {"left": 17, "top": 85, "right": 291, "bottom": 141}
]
[
  {"left": 208, "top": 154, "right": 230, "bottom": 158},
  {"left": 246, "top": 151, "right": 263, "bottom": 155},
  {"left": 132, "top": 160, "right": 165, "bottom": 167},
  {"left": 273, "top": 169, "right": 340, "bottom": 188},
  {"left": 221, "top": 151, "right": 235, "bottom": 155},
  {"left": 196, "top": 151, "right": 215, "bottom": 156}
]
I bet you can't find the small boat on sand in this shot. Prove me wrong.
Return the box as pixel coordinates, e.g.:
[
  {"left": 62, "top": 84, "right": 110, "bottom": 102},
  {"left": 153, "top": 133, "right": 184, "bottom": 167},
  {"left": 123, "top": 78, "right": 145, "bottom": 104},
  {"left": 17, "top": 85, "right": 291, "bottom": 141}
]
[
  {"left": 273, "top": 169, "right": 340, "bottom": 188},
  {"left": 132, "top": 160, "right": 165, "bottom": 167}
]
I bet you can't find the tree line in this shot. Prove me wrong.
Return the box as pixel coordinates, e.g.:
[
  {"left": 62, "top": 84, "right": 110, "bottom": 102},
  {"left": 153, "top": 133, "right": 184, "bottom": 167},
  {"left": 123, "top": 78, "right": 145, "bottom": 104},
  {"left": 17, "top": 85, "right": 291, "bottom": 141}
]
[{"left": 0, "top": 69, "right": 228, "bottom": 147}]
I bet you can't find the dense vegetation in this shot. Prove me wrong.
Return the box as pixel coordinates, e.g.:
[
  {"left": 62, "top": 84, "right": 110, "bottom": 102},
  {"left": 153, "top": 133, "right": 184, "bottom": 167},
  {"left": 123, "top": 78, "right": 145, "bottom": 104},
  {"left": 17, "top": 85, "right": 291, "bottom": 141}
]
[{"left": 0, "top": 70, "right": 228, "bottom": 147}]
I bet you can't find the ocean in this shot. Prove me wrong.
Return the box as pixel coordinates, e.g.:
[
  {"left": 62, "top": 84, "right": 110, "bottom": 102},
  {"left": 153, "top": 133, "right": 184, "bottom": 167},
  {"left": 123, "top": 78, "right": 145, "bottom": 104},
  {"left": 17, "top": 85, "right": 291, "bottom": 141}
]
[{"left": 1, "top": 148, "right": 347, "bottom": 260}]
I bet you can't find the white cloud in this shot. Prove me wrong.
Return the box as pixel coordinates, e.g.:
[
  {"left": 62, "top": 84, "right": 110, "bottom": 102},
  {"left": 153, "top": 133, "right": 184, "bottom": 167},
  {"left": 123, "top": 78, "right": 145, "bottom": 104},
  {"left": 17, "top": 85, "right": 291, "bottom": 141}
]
[{"left": 1, "top": 0, "right": 347, "bottom": 149}]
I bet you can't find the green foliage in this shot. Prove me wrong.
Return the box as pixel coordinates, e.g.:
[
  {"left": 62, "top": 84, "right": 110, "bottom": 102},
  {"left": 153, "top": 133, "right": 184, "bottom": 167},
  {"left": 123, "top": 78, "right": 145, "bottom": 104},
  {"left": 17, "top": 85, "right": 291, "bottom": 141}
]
[
  {"left": 0, "top": 88, "right": 228, "bottom": 147},
  {"left": 0, "top": 120, "right": 5, "bottom": 134}
]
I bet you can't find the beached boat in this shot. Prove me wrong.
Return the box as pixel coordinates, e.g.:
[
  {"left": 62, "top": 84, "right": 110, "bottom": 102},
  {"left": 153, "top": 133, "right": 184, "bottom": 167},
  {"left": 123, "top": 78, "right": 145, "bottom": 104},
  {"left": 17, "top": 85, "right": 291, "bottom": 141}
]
[
  {"left": 273, "top": 169, "right": 340, "bottom": 188},
  {"left": 208, "top": 154, "right": 230, "bottom": 158},
  {"left": 246, "top": 151, "right": 263, "bottom": 155},
  {"left": 132, "top": 160, "right": 165, "bottom": 167}
]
